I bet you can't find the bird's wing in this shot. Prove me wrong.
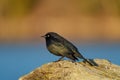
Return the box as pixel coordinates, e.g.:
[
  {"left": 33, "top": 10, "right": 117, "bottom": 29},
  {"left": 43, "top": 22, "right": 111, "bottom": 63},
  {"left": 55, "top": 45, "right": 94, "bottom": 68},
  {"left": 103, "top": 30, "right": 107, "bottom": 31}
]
[
  {"left": 57, "top": 37, "right": 78, "bottom": 53},
  {"left": 53, "top": 37, "right": 74, "bottom": 53},
  {"left": 60, "top": 38, "right": 84, "bottom": 59},
  {"left": 53, "top": 35, "right": 79, "bottom": 53}
]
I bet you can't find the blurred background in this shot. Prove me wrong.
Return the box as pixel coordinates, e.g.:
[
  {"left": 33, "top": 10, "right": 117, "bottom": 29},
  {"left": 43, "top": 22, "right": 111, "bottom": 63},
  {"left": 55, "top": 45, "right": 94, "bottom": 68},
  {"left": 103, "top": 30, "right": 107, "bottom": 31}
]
[{"left": 0, "top": 0, "right": 120, "bottom": 80}]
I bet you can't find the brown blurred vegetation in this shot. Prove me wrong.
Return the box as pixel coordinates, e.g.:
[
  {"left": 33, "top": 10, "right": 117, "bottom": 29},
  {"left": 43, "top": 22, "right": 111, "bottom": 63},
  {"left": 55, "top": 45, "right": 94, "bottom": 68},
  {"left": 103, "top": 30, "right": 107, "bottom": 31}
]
[{"left": 0, "top": 0, "right": 120, "bottom": 42}]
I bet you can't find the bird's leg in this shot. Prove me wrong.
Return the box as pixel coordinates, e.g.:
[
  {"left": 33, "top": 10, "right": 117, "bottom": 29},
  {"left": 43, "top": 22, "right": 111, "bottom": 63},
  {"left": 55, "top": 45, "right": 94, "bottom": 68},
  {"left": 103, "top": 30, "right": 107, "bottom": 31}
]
[{"left": 57, "top": 56, "right": 64, "bottom": 61}]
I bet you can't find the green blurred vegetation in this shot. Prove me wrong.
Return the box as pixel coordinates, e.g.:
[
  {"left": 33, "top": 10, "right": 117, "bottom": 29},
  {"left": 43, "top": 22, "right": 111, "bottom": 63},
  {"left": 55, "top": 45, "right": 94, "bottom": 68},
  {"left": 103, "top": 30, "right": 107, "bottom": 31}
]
[
  {"left": 0, "top": 0, "right": 120, "bottom": 17},
  {"left": 0, "top": 0, "right": 39, "bottom": 17},
  {"left": 75, "top": 0, "right": 120, "bottom": 15},
  {"left": 0, "top": 0, "right": 120, "bottom": 42}
]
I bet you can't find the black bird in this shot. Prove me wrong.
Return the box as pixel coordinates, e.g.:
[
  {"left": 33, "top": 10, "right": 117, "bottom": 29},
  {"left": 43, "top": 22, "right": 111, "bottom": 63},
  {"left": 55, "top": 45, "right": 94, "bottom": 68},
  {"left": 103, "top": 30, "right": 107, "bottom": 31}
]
[{"left": 42, "top": 32, "right": 94, "bottom": 66}]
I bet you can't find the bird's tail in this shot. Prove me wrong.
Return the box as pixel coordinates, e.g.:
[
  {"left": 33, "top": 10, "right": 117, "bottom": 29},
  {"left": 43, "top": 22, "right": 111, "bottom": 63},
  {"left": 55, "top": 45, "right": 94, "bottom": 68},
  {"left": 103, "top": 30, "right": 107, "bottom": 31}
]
[
  {"left": 82, "top": 57, "right": 95, "bottom": 66},
  {"left": 74, "top": 52, "right": 95, "bottom": 66}
]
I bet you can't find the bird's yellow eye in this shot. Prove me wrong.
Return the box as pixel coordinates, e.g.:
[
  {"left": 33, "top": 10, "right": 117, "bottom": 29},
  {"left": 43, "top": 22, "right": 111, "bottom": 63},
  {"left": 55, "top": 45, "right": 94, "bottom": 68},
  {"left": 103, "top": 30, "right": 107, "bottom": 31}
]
[{"left": 47, "top": 34, "right": 50, "bottom": 37}]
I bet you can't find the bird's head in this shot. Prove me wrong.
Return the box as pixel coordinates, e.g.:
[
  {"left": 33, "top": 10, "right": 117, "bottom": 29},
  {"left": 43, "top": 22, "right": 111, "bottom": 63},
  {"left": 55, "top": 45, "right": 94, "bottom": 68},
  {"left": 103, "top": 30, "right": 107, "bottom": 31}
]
[{"left": 41, "top": 32, "right": 60, "bottom": 40}]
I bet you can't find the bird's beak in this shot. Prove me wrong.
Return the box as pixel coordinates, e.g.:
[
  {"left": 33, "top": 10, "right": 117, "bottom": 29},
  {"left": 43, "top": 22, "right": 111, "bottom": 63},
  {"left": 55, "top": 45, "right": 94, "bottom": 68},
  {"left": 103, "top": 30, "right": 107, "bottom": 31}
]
[{"left": 41, "top": 35, "right": 46, "bottom": 38}]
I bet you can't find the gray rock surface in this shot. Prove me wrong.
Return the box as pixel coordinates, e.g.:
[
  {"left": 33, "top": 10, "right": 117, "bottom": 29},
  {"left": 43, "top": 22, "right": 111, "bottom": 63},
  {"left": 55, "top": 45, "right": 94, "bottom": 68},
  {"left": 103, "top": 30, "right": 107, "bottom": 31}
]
[{"left": 19, "top": 59, "right": 120, "bottom": 80}]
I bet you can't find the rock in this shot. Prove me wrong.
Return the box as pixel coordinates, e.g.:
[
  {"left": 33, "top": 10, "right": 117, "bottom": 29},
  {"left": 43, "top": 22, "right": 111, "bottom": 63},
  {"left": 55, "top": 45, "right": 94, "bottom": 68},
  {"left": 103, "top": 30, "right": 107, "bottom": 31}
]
[{"left": 19, "top": 59, "right": 120, "bottom": 80}]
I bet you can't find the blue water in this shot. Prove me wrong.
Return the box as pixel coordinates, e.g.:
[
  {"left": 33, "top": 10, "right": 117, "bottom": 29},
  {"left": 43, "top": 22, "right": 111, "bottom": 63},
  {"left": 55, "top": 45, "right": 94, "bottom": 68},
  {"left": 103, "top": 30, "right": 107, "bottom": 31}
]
[{"left": 0, "top": 42, "right": 120, "bottom": 80}]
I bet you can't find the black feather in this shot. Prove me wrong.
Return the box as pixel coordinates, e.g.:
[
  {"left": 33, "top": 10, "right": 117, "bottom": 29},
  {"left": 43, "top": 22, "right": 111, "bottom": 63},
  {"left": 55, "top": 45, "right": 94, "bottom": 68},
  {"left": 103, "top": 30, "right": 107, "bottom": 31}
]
[{"left": 42, "top": 32, "right": 95, "bottom": 66}]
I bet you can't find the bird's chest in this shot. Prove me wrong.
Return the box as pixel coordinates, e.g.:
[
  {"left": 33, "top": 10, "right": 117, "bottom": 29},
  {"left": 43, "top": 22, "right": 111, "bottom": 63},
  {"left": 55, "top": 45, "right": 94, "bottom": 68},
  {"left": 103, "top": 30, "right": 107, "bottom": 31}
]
[{"left": 47, "top": 42, "right": 69, "bottom": 56}]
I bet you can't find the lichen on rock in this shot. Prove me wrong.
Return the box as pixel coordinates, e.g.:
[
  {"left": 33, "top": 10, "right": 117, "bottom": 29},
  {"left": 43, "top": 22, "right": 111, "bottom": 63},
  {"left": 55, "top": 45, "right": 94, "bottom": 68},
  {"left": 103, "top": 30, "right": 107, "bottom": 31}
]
[{"left": 19, "top": 59, "right": 120, "bottom": 80}]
